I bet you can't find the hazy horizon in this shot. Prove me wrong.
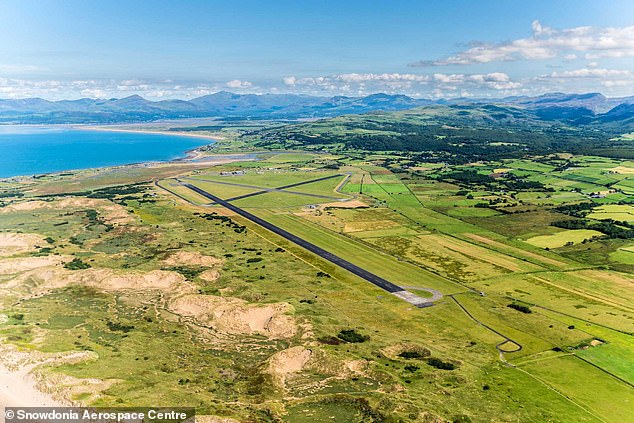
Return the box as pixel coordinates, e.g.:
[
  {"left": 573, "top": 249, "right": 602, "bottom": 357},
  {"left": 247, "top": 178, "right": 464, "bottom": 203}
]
[{"left": 2, "top": 89, "right": 632, "bottom": 103}]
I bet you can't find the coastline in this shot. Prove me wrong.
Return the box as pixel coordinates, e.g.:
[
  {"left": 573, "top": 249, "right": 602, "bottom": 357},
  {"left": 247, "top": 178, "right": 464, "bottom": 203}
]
[{"left": 78, "top": 125, "right": 224, "bottom": 142}]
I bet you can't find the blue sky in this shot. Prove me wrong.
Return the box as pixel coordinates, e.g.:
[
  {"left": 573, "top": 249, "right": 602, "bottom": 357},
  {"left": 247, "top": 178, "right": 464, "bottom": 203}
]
[{"left": 1, "top": 0, "right": 633, "bottom": 99}]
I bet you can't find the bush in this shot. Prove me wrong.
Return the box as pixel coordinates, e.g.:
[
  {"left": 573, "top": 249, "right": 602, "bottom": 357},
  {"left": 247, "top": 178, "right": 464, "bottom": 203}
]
[
  {"left": 398, "top": 351, "right": 425, "bottom": 359},
  {"left": 106, "top": 321, "right": 135, "bottom": 333},
  {"left": 507, "top": 303, "right": 532, "bottom": 314},
  {"left": 64, "top": 258, "right": 91, "bottom": 270},
  {"left": 404, "top": 365, "right": 419, "bottom": 372},
  {"left": 427, "top": 357, "right": 455, "bottom": 370},
  {"left": 317, "top": 336, "right": 343, "bottom": 345},
  {"left": 337, "top": 329, "right": 370, "bottom": 343}
]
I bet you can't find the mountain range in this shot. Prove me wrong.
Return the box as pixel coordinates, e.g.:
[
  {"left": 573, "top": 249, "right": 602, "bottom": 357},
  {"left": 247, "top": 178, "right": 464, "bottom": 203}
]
[{"left": 0, "top": 91, "right": 633, "bottom": 125}]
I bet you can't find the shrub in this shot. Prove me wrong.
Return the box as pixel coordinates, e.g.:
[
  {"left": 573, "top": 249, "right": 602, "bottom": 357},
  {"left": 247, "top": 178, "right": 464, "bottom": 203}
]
[
  {"left": 398, "top": 351, "right": 425, "bottom": 359},
  {"left": 427, "top": 357, "right": 456, "bottom": 370},
  {"left": 64, "top": 258, "right": 91, "bottom": 270},
  {"left": 337, "top": 329, "right": 370, "bottom": 343},
  {"left": 507, "top": 303, "right": 532, "bottom": 314},
  {"left": 317, "top": 336, "right": 343, "bottom": 345},
  {"left": 106, "top": 321, "right": 135, "bottom": 333}
]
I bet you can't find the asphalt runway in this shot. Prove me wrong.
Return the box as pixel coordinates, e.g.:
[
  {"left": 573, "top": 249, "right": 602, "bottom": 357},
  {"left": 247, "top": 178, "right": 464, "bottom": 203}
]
[{"left": 179, "top": 181, "right": 436, "bottom": 308}]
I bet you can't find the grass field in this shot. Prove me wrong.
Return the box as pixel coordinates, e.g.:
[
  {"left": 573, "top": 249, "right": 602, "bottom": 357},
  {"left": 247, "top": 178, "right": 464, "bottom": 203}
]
[
  {"left": 588, "top": 204, "right": 634, "bottom": 222},
  {"left": 525, "top": 229, "right": 605, "bottom": 248}
]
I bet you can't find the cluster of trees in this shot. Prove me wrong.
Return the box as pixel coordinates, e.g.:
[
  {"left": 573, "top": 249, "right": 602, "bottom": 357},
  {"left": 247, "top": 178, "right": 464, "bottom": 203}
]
[
  {"left": 438, "top": 169, "right": 547, "bottom": 192},
  {"left": 554, "top": 202, "right": 595, "bottom": 217},
  {"left": 554, "top": 219, "right": 634, "bottom": 239}
]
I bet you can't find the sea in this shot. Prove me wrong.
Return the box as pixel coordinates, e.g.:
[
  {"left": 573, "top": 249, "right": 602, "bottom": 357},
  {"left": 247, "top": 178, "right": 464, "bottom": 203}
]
[{"left": 0, "top": 126, "right": 213, "bottom": 178}]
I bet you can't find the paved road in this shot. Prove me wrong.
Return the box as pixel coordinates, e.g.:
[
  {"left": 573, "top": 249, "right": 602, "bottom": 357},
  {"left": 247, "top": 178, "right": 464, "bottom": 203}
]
[
  {"left": 179, "top": 181, "right": 435, "bottom": 308},
  {"left": 449, "top": 294, "right": 522, "bottom": 353}
]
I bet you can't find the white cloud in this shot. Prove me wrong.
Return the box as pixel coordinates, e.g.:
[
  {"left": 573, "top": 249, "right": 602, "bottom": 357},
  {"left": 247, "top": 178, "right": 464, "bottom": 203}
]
[
  {"left": 278, "top": 71, "right": 522, "bottom": 97},
  {"left": 549, "top": 68, "right": 632, "bottom": 78},
  {"left": 537, "top": 67, "right": 634, "bottom": 91},
  {"left": 225, "top": 79, "right": 252, "bottom": 89},
  {"left": 411, "top": 21, "right": 634, "bottom": 66},
  {"left": 0, "top": 78, "right": 236, "bottom": 100},
  {"left": 80, "top": 88, "right": 107, "bottom": 98},
  {"left": 334, "top": 73, "right": 430, "bottom": 83}
]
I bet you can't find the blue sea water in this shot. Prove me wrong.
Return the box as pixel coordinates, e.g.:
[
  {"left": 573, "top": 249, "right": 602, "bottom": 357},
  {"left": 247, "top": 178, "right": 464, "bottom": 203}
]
[{"left": 0, "top": 126, "right": 213, "bottom": 178}]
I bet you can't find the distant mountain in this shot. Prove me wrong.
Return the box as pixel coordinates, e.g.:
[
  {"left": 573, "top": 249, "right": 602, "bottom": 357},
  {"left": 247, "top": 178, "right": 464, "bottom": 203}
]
[
  {"left": 0, "top": 91, "right": 633, "bottom": 125},
  {"left": 0, "top": 92, "right": 431, "bottom": 124}
]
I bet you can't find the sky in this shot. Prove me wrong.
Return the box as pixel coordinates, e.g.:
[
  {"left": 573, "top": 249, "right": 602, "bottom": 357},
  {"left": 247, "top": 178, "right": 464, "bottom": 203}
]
[{"left": 1, "top": 0, "right": 633, "bottom": 100}]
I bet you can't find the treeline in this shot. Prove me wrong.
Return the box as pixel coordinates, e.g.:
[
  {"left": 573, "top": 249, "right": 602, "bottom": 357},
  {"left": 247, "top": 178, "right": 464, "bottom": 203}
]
[
  {"left": 438, "top": 170, "right": 547, "bottom": 191},
  {"left": 554, "top": 202, "right": 594, "bottom": 217},
  {"left": 554, "top": 219, "right": 634, "bottom": 239}
]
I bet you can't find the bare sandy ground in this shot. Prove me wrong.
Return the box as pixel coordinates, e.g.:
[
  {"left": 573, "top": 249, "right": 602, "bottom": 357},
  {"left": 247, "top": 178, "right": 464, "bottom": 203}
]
[
  {"left": 0, "top": 233, "right": 47, "bottom": 257},
  {"left": 163, "top": 251, "right": 223, "bottom": 267},
  {"left": 267, "top": 346, "right": 312, "bottom": 386},
  {"left": 169, "top": 294, "right": 296, "bottom": 339},
  {"left": 0, "top": 364, "right": 63, "bottom": 407}
]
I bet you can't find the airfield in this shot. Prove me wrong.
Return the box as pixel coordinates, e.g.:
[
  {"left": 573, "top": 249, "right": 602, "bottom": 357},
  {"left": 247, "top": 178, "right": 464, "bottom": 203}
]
[{"left": 0, "top": 151, "right": 632, "bottom": 422}]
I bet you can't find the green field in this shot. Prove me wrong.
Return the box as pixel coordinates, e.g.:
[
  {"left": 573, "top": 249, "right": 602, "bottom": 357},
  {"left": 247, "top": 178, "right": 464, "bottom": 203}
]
[
  {"left": 588, "top": 204, "right": 634, "bottom": 222},
  {"left": 525, "top": 229, "right": 605, "bottom": 248}
]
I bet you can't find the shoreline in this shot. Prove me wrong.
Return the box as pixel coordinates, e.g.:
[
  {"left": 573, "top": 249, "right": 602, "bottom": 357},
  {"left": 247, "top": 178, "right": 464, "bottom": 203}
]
[{"left": 78, "top": 125, "right": 224, "bottom": 142}]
